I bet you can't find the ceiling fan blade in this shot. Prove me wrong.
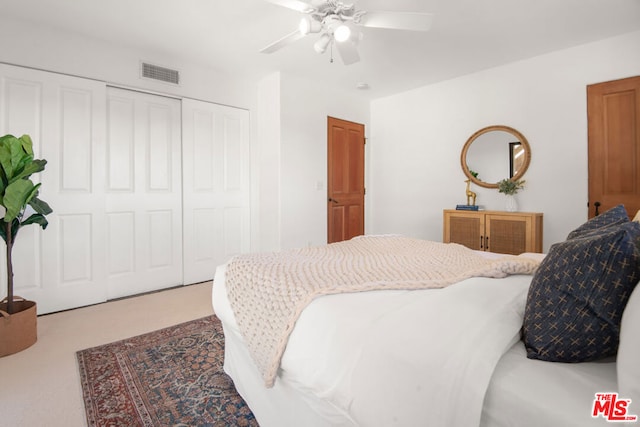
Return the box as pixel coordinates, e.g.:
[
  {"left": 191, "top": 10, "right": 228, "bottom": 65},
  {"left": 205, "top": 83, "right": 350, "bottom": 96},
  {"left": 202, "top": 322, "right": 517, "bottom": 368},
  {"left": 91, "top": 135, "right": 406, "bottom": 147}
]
[
  {"left": 260, "top": 29, "right": 305, "bottom": 54},
  {"left": 359, "top": 12, "right": 434, "bottom": 32},
  {"left": 263, "top": 0, "right": 316, "bottom": 13},
  {"left": 336, "top": 40, "right": 360, "bottom": 65}
]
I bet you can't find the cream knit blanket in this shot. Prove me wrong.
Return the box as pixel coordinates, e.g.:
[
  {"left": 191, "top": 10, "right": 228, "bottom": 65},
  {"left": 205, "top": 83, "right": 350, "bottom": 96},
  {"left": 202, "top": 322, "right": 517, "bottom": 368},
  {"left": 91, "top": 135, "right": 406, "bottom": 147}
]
[{"left": 225, "top": 235, "right": 539, "bottom": 387}]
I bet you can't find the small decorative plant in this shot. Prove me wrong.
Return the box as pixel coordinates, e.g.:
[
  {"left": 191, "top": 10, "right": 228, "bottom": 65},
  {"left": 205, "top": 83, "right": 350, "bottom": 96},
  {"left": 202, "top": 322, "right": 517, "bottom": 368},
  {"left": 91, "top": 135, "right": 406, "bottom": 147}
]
[
  {"left": 0, "top": 134, "right": 52, "bottom": 314},
  {"left": 497, "top": 178, "right": 525, "bottom": 195}
]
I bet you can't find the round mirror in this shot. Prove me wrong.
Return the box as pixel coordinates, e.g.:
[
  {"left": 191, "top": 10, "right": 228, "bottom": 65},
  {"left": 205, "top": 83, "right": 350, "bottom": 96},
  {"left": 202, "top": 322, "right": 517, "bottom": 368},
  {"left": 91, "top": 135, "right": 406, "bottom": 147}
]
[{"left": 460, "top": 125, "right": 531, "bottom": 189}]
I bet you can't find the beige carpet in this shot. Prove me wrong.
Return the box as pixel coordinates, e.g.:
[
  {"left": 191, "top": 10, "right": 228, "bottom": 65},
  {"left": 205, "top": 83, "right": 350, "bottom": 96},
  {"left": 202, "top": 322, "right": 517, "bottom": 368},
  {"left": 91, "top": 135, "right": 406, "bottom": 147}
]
[{"left": 0, "top": 282, "right": 214, "bottom": 427}]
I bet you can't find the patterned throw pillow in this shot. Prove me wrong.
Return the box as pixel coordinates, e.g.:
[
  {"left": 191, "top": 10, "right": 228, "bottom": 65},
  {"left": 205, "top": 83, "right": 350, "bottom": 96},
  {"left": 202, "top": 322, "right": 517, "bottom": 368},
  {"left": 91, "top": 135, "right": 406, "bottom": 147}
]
[
  {"left": 566, "top": 204, "right": 629, "bottom": 240},
  {"left": 523, "top": 221, "right": 640, "bottom": 362}
]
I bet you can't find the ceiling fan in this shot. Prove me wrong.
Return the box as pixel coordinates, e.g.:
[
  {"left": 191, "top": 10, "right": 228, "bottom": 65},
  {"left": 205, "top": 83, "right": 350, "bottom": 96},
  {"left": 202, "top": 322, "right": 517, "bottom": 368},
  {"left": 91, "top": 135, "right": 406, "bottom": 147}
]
[{"left": 261, "top": 0, "right": 433, "bottom": 65}]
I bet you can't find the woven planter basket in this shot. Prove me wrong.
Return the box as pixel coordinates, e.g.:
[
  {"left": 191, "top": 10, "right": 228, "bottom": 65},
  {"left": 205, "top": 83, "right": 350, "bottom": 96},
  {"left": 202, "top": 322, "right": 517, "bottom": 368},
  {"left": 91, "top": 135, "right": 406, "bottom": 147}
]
[{"left": 0, "top": 297, "right": 37, "bottom": 357}]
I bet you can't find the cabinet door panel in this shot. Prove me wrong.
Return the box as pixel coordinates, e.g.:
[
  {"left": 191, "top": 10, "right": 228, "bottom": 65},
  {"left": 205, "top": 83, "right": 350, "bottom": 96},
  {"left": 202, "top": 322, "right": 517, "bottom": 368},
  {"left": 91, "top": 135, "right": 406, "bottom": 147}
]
[
  {"left": 486, "top": 216, "right": 528, "bottom": 255},
  {"left": 449, "top": 217, "right": 483, "bottom": 250},
  {"left": 444, "top": 212, "right": 484, "bottom": 250}
]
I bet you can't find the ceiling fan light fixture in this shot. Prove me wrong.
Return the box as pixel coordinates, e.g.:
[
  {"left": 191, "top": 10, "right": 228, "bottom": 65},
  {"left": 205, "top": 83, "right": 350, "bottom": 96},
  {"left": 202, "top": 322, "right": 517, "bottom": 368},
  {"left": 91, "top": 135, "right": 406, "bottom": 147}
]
[
  {"left": 262, "top": 0, "right": 435, "bottom": 65},
  {"left": 299, "top": 16, "right": 322, "bottom": 35},
  {"left": 333, "top": 24, "right": 351, "bottom": 42},
  {"left": 314, "top": 33, "right": 332, "bottom": 53}
]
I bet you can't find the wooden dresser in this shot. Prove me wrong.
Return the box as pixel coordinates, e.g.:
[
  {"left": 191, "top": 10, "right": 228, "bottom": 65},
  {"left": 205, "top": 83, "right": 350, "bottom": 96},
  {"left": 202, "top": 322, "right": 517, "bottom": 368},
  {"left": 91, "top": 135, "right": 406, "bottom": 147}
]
[{"left": 443, "top": 210, "right": 543, "bottom": 255}]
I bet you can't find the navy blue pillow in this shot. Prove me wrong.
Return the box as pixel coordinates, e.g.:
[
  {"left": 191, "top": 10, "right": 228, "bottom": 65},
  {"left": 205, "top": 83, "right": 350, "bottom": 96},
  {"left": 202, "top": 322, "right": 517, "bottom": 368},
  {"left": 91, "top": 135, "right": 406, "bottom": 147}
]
[
  {"left": 567, "top": 204, "right": 629, "bottom": 240},
  {"left": 523, "top": 221, "right": 640, "bottom": 362}
]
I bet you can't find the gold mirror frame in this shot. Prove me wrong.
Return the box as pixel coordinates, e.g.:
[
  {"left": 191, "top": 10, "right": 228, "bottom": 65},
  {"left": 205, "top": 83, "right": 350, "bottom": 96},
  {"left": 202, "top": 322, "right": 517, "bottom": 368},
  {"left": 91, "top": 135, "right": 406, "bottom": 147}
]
[{"left": 460, "top": 125, "right": 531, "bottom": 189}]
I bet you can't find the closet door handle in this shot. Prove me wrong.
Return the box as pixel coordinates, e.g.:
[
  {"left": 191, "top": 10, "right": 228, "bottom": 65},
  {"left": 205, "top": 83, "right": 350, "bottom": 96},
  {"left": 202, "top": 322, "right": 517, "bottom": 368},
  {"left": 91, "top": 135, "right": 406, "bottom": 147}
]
[
  {"left": 328, "top": 197, "right": 339, "bottom": 204},
  {"left": 480, "top": 235, "right": 484, "bottom": 249},
  {"left": 485, "top": 236, "right": 489, "bottom": 251}
]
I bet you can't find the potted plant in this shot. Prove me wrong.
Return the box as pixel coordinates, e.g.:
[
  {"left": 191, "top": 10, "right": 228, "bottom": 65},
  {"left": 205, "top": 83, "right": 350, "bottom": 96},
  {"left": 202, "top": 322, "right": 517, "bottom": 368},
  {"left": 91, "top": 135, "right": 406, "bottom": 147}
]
[
  {"left": 497, "top": 178, "right": 526, "bottom": 195},
  {"left": 0, "top": 134, "right": 52, "bottom": 357},
  {"left": 498, "top": 178, "right": 525, "bottom": 212}
]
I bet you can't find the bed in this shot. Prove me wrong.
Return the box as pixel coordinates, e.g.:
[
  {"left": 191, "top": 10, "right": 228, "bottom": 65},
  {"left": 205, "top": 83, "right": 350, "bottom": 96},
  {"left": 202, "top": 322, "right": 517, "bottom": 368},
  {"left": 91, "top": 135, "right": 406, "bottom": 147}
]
[{"left": 212, "top": 207, "right": 640, "bottom": 427}]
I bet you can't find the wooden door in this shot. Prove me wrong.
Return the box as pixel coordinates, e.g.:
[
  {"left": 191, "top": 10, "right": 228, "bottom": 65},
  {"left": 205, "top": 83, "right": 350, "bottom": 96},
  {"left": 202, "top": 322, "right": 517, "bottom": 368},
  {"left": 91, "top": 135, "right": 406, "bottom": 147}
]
[
  {"left": 587, "top": 76, "right": 640, "bottom": 219},
  {"left": 327, "top": 117, "right": 365, "bottom": 243}
]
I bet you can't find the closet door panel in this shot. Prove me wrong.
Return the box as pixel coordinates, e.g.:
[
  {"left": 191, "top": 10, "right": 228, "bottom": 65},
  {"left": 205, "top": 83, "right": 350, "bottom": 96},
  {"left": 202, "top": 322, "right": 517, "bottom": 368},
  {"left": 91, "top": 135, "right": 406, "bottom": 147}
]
[
  {"left": 147, "top": 104, "right": 174, "bottom": 191},
  {"left": 223, "top": 207, "right": 247, "bottom": 256},
  {"left": 3, "top": 78, "right": 42, "bottom": 144},
  {"left": 59, "top": 214, "right": 93, "bottom": 283},
  {"left": 193, "top": 208, "right": 218, "bottom": 261},
  {"left": 105, "top": 88, "right": 182, "bottom": 299},
  {"left": 223, "top": 116, "right": 244, "bottom": 190},
  {"left": 106, "top": 96, "right": 135, "bottom": 191},
  {"left": 60, "top": 88, "right": 93, "bottom": 192},
  {"left": 182, "top": 99, "right": 250, "bottom": 284},
  {"left": 43, "top": 79, "right": 107, "bottom": 311},
  {"left": 148, "top": 210, "right": 174, "bottom": 267},
  {"left": 0, "top": 64, "right": 107, "bottom": 314},
  {"left": 107, "top": 211, "right": 135, "bottom": 276},
  {"left": 1, "top": 76, "right": 44, "bottom": 292}
]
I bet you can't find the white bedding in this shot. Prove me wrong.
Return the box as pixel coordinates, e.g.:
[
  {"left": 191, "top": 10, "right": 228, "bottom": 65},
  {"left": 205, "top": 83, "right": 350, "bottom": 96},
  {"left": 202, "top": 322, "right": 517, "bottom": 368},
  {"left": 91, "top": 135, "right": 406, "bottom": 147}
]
[
  {"left": 481, "top": 341, "right": 616, "bottom": 427},
  {"left": 213, "top": 251, "right": 617, "bottom": 427},
  {"left": 224, "top": 236, "right": 539, "bottom": 388},
  {"left": 330, "top": 280, "right": 529, "bottom": 427}
]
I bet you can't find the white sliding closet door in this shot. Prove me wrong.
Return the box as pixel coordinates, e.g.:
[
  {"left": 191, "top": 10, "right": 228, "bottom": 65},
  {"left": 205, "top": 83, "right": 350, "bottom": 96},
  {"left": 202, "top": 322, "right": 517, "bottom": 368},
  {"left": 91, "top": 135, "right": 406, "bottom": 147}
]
[
  {"left": 182, "top": 99, "right": 250, "bottom": 284},
  {"left": 0, "top": 64, "right": 108, "bottom": 313},
  {"left": 105, "top": 88, "right": 183, "bottom": 299}
]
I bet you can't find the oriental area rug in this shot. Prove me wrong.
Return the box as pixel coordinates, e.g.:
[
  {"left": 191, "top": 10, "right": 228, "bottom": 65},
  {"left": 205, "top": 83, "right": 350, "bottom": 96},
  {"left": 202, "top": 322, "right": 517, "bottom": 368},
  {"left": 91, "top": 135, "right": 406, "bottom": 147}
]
[{"left": 76, "top": 315, "right": 258, "bottom": 427}]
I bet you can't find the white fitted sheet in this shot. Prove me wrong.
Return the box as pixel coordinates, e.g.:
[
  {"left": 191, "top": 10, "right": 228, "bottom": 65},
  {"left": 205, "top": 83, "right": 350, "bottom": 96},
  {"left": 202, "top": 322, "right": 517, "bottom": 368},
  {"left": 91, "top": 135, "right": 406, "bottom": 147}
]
[{"left": 481, "top": 341, "right": 616, "bottom": 426}]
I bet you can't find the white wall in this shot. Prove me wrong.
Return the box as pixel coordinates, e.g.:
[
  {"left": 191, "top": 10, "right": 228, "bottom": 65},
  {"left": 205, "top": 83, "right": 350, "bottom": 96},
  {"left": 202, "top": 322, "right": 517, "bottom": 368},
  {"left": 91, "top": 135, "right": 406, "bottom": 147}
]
[
  {"left": 0, "top": 18, "right": 254, "bottom": 109},
  {"left": 278, "top": 73, "right": 370, "bottom": 250},
  {"left": 369, "top": 30, "right": 640, "bottom": 252},
  {"left": 256, "top": 73, "right": 282, "bottom": 252},
  {"left": 255, "top": 72, "right": 371, "bottom": 252}
]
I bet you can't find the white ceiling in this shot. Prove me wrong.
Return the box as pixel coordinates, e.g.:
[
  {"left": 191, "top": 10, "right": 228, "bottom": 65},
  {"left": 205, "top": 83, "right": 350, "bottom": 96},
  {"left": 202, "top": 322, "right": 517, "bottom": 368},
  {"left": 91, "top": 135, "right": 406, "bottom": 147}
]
[{"left": 3, "top": 0, "right": 640, "bottom": 99}]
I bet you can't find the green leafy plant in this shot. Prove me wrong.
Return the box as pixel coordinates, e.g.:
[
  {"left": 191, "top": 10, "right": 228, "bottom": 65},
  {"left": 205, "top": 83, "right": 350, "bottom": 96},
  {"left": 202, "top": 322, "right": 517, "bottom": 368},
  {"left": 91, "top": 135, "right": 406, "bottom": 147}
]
[
  {"left": 0, "top": 134, "right": 52, "bottom": 314},
  {"left": 497, "top": 178, "right": 526, "bottom": 195}
]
